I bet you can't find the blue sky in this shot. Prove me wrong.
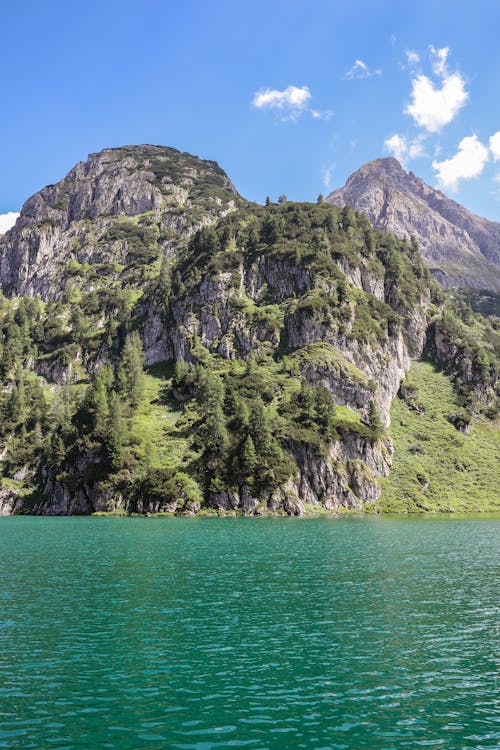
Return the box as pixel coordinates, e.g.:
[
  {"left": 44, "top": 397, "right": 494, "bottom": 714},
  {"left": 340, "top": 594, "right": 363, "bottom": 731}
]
[{"left": 1, "top": 0, "right": 500, "bottom": 229}]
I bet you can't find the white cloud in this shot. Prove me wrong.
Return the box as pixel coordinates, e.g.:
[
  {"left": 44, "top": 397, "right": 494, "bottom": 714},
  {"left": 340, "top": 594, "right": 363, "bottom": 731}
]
[
  {"left": 406, "top": 50, "right": 420, "bottom": 65},
  {"left": 345, "top": 59, "right": 381, "bottom": 80},
  {"left": 252, "top": 85, "right": 311, "bottom": 115},
  {"left": 0, "top": 212, "right": 19, "bottom": 235},
  {"left": 252, "top": 85, "right": 331, "bottom": 121},
  {"left": 489, "top": 131, "right": 500, "bottom": 160},
  {"left": 384, "top": 133, "right": 425, "bottom": 165},
  {"left": 384, "top": 134, "right": 407, "bottom": 163},
  {"left": 408, "top": 140, "right": 425, "bottom": 159},
  {"left": 404, "top": 45, "right": 468, "bottom": 132},
  {"left": 430, "top": 45, "right": 449, "bottom": 76},
  {"left": 432, "top": 135, "right": 489, "bottom": 191},
  {"left": 406, "top": 72, "right": 468, "bottom": 132}
]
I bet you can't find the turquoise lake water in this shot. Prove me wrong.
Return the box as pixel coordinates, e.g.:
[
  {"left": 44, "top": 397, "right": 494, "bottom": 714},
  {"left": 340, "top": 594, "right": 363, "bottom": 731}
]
[{"left": 0, "top": 516, "right": 498, "bottom": 749}]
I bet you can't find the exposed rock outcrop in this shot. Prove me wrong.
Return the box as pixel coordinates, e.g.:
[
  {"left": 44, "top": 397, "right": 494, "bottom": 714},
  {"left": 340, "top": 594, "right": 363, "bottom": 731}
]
[
  {"left": 0, "top": 145, "right": 238, "bottom": 300},
  {"left": 326, "top": 157, "right": 500, "bottom": 291},
  {"left": 0, "top": 489, "right": 25, "bottom": 515}
]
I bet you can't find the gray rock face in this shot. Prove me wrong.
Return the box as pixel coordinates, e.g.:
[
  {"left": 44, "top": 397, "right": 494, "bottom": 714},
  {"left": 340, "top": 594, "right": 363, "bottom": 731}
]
[
  {"left": 0, "top": 489, "right": 25, "bottom": 515},
  {"left": 143, "top": 246, "right": 429, "bottom": 428},
  {"left": 427, "top": 321, "right": 498, "bottom": 412},
  {"left": 0, "top": 147, "right": 439, "bottom": 516},
  {"left": 0, "top": 145, "right": 238, "bottom": 299},
  {"left": 205, "top": 434, "right": 393, "bottom": 516},
  {"left": 138, "top": 220, "right": 430, "bottom": 513},
  {"left": 326, "top": 157, "right": 500, "bottom": 291}
]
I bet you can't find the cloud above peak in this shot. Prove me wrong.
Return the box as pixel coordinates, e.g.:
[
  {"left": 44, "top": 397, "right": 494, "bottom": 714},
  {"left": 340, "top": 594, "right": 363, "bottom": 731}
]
[
  {"left": 384, "top": 134, "right": 425, "bottom": 165},
  {"left": 432, "top": 135, "right": 489, "bottom": 191},
  {"left": 405, "top": 46, "right": 468, "bottom": 132},
  {"left": 0, "top": 212, "right": 19, "bottom": 235}
]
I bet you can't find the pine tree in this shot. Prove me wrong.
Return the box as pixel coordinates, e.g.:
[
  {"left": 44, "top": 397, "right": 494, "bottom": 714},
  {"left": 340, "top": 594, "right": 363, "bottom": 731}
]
[
  {"left": 70, "top": 306, "right": 89, "bottom": 344},
  {"left": 364, "top": 229, "right": 375, "bottom": 254},
  {"left": 48, "top": 432, "right": 66, "bottom": 468},
  {"left": 116, "top": 331, "right": 145, "bottom": 408},
  {"left": 105, "top": 391, "right": 125, "bottom": 471},
  {"left": 240, "top": 434, "right": 257, "bottom": 479},
  {"left": 142, "top": 440, "right": 154, "bottom": 473},
  {"left": 249, "top": 399, "right": 272, "bottom": 455},
  {"left": 197, "top": 369, "right": 230, "bottom": 490},
  {"left": 341, "top": 205, "right": 352, "bottom": 230},
  {"left": 247, "top": 223, "right": 260, "bottom": 252},
  {"left": 52, "top": 380, "right": 75, "bottom": 438},
  {"left": 231, "top": 394, "right": 250, "bottom": 434},
  {"left": 84, "top": 371, "right": 110, "bottom": 435},
  {"left": 298, "top": 379, "right": 316, "bottom": 427},
  {"left": 367, "top": 400, "right": 384, "bottom": 436},
  {"left": 32, "top": 422, "right": 43, "bottom": 451},
  {"left": 174, "top": 357, "right": 189, "bottom": 389},
  {"left": 159, "top": 254, "right": 172, "bottom": 301},
  {"left": 7, "top": 373, "right": 27, "bottom": 428},
  {"left": 314, "top": 387, "right": 336, "bottom": 440}
]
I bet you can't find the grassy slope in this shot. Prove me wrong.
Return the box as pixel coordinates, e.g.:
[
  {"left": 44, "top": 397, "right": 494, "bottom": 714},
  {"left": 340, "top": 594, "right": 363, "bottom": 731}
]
[
  {"left": 375, "top": 361, "right": 500, "bottom": 512},
  {"left": 131, "top": 364, "right": 197, "bottom": 471},
  {"left": 133, "top": 361, "right": 500, "bottom": 514}
]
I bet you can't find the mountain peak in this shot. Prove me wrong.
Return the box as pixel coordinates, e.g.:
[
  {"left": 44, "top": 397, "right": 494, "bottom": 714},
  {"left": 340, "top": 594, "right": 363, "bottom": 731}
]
[
  {"left": 357, "top": 156, "right": 406, "bottom": 174},
  {"left": 326, "top": 159, "right": 500, "bottom": 291},
  {"left": 0, "top": 144, "right": 239, "bottom": 299}
]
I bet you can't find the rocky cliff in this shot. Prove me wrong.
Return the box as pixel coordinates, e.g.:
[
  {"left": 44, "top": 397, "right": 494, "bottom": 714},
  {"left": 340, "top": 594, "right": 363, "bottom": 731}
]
[
  {"left": 326, "top": 157, "right": 500, "bottom": 292},
  {"left": 0, "top": 145, "right": 239, "bottom": 300},
  {"left": 0, "top": 147, "right": 497, "bottom": 516}
]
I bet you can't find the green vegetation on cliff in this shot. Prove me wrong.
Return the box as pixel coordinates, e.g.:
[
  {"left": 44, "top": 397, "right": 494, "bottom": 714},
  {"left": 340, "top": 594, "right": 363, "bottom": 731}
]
[
  {"left": 0, "top": 146, "right": 498, "bottom": 514},
  {"left": 1, "top": 200, "right": 424, "bottom": 513}
]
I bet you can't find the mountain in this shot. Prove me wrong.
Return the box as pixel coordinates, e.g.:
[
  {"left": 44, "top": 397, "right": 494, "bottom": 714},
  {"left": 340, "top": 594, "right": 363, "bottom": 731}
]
[
  {"left": 326, "top": 157, "right": 500, "bottom": 292},
  {"left": 0, "top": 147, "right": 498, "bottom": 516},
  {"left": 0, "top": 144, "right": 239, "bottom": 300}
]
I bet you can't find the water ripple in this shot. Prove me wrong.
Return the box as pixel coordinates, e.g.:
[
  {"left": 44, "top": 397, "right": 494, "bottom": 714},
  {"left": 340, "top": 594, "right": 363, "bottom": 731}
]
[{"left": 0, "top": 515, "right": 498, "bottom": 749}]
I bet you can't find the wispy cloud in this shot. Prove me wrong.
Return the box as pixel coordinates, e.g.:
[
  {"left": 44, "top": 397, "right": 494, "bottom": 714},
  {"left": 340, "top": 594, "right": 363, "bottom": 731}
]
[
  {"left": 430, "top": 45, "right": 449, "bottom": 77},
  {"left": 322, "top": 165, "right": 335, "bottom": 190},
  {"left": 405, "top": 46, "right": 468, "bottom": 132},
  {"left": 0, "top": 212, "right": 19, "bottom": 235},
  {"left": 432, "top": 134, "right": 489, "bottom": 191},
  {"left": 405, "top": 50, "right": 420, "bottom": 65},
  {"left": 345, "top": 59, "right": 381, "bottom": 80},
  {"left": 310, "top": 108, "right": 334, "bottom": 121},
  {"left": 252, "top": 85, "right": 331, "bottom": 121}
]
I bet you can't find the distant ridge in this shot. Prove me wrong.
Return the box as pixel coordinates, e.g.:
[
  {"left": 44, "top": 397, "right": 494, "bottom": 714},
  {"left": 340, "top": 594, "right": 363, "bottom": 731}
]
[{"left": 326, "top": 157, "right": 500, "bottom": 292}]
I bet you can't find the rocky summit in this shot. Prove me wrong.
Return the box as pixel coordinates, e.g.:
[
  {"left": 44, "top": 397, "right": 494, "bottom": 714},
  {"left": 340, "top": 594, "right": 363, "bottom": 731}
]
[
  {"left": 0, "top": 146, "right": 498, "bottom": 516},
  {"left": 0, "top": 145, "right": 239, "bottom": 300},
  {"left": 326, "top": 157, "right": 500, "bottom": 292}
]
